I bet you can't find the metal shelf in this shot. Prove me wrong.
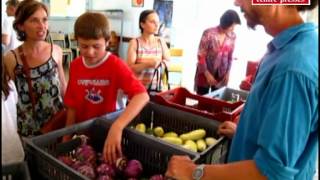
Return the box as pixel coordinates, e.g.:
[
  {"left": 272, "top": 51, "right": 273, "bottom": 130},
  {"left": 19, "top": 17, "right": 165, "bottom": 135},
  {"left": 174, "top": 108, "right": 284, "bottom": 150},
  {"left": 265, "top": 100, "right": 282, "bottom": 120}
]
[{"left": 93, "top": 9, "right": 124, "bottom": 55}]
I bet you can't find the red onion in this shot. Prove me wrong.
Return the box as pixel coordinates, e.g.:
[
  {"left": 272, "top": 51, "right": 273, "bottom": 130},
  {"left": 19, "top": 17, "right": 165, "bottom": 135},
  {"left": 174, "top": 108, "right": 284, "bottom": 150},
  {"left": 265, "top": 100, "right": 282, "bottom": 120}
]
[
  {"left": 123, "top": 159, "right": 143, "bottom": 178},
  {"left": 96, "top": 163, "right": 116, "bottom": 177},
  {"left": 150, "top": 174, "right": 164, "bottom": 180},
  {"left": 77, "top": 164, "right": 96, "bottom": 179}
]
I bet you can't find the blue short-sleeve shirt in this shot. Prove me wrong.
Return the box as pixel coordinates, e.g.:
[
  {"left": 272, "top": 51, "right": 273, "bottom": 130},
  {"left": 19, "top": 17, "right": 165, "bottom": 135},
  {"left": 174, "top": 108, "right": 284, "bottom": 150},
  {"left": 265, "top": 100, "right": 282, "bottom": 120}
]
[{"left": 228, "top": 23, "right": 318, "bottom": 180}]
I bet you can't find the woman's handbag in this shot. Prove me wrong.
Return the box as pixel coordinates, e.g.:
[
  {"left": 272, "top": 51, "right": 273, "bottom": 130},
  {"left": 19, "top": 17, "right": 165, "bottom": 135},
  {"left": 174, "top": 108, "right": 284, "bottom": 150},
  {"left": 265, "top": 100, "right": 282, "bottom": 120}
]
[
  {"left": 17, "top": 46, "right": 67, "bottom": 134},
  {"left": 147, "top": 61, "right": 170, "bottom": 96}
]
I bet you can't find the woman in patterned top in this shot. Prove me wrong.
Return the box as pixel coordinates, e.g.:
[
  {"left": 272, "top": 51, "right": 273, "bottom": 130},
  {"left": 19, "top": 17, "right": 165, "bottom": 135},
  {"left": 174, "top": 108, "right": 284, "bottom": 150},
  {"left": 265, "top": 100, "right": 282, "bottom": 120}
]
[
  {"left": 127, "top": 9, "right": 170, "bottom": 92},
  {"left": 194, "top": 9, "right": 241, "bottom": 95},
  {"left": 3, "top": 0, "right": 67, "bottom": 136}
]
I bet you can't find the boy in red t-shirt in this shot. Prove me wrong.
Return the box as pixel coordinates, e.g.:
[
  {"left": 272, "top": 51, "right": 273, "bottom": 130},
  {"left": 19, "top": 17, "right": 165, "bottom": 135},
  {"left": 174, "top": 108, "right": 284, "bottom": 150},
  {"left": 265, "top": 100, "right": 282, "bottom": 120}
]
[{"left": 63, "top": 12, "right": 149, "bottom": 163}]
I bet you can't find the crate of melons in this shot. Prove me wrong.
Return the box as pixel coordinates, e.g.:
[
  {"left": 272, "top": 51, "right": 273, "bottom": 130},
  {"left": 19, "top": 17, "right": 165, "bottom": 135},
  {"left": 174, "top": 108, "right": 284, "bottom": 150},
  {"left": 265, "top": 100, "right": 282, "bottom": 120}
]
[
  {"left": 24, "top": 118, "right": 199, "bottom": 180},
  {"left": 125, "top": 102, "right": 229, "bottom": 164}
]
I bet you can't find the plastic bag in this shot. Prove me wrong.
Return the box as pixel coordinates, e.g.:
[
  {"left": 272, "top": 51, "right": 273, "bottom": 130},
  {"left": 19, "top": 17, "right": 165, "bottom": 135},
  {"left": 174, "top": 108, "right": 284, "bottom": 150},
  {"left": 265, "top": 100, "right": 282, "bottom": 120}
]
[{"left": 1, "top": 81, "right": 25, "bottom": 165}]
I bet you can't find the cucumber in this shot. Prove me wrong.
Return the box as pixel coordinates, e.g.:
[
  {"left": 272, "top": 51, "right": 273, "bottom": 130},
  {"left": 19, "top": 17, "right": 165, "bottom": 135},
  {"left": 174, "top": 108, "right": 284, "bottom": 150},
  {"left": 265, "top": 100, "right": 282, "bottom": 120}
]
[
  {"left": 163, "top": 132, "right": 178, "bottom": 138},
  {"left": 196, "top": 139, "right": 207, "bottom": 152},
  {"left": 135, "top": 123, "right": 146, "bottom": 133},
  {"left": 153, "top": 126, "right": 164, "bottom": 137},
  {"left": 162, "top": 137, "right": 183, "bottom": 145},
  {"left": 184, "top": 140, "right": 198, "bottom": 152},
  {"left": 205, "top": 137, "right": 218, "bottom": 146},
  {"left": 182, "top": 143, "right": 196, "bottom": 152},
  {"left": 179, "top": 129, "right": 206, "bottom": 141}
]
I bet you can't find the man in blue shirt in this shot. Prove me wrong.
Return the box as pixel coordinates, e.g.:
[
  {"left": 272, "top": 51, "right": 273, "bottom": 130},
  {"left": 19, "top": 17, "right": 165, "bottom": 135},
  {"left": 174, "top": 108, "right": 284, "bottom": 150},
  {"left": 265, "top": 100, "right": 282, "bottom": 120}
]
[{"left": 165, "top": 0, "right": 318, "bottom": 179}]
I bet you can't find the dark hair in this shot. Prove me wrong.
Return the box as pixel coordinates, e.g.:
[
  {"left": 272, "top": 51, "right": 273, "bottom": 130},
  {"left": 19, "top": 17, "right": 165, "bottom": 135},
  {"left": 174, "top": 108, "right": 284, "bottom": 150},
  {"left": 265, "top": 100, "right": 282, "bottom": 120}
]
[
  {"left": 2, "top": 57, "right": 11, "bottom": 100},
  {"left": 219, "top": 9, "right": 241, "bottom": 30},
  {"left": 139, "top": 9, "right": 157, "bottom": 33},
  {"left": 13, "top": 0, "right": 49, "bottom": 41},
  {"left": 74, "top": 12, "right": 110, "bottom": 41},
  {"left": 296, "top": 0, "right": 318, "bottom": 11},
  {"left": 6, "top": 0, "right": 19, "bottom": 7}
]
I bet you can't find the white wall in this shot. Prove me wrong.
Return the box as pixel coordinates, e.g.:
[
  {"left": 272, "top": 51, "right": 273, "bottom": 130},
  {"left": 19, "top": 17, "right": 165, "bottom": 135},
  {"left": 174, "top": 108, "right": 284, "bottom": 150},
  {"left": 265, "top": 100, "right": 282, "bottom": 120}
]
[
  {"left": 48, "top": 0, "right": 273, "bottom": 92},
  {"left": 92, "top": 0, "right": 154, "bottom": 37},
  {"left": 49, "top": 18, "right": 76, "bottom": 34},
  {"left": 92, "top": 0, "right": 155, "bottom": 60}
]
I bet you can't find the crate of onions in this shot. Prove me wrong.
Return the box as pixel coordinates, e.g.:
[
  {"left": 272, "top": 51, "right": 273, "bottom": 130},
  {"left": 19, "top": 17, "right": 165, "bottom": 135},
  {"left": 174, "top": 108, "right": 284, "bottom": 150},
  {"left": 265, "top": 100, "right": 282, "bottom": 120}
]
[{"left": 24, "top": 118, "right": 198, "bottom": 180}]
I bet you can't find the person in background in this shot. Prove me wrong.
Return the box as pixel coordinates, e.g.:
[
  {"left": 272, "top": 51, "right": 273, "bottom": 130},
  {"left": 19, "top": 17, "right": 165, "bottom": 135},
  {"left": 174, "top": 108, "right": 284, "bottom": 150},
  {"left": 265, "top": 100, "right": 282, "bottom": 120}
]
[
  {"left": 2, "top": 12, "right": 11, "bottom": 52},
  {"left": 3, "top": 0, "right": 67, "bottom": 136},
  {"left": 2, "top": 57, "right": 25, "bottom": 165},
  {"left": 127, "top": 9, "right": 170, "bottom": 92},
  {"left": 3, "top": 0, "right": 22, "bottom": 53},
  {"left": 166, "top": 0, "right": 318, "bottom": 179},
  {"left": 194, "top": 9, "right": 241, "bottom": 95},
  {"left": 63, "top": 12, "right": 149, "bottom": 163}
]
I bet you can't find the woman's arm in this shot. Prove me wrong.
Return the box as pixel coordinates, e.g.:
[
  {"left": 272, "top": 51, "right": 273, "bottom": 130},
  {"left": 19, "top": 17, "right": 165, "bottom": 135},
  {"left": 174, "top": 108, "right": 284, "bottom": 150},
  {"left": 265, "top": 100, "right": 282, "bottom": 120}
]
[
  {"left": 52, "top": 44, "right": 67, "bottom": 97},
  {"left": 159, "top": 37, "right": 170, "bottom": 62},
  {"left": 3, "top": 50, "right": 17, "bottom": 80}
]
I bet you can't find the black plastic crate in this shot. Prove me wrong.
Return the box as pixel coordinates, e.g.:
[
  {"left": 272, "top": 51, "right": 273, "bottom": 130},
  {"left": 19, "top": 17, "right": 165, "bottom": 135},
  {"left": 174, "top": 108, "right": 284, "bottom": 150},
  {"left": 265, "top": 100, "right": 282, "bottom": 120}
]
[
  {"left": 206, "top": 86, "right": 249, "bottom": 102},
  {"left": 115, "top": 102, "right": 230, "bottom": 164},
  {"left": 24, "top": 118, "right": 198, "bottom": 180},
  {"left": 2, "top": 161, "right": 31, "bottom": 180}
]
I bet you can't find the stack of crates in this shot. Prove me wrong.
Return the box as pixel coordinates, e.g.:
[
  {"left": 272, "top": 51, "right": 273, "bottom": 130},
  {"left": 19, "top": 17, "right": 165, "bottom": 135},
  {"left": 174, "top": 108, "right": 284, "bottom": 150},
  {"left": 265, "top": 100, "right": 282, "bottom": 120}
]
[
  {"left": 153, "top": 87, "right": 245, "bottom": 123},
  {"left": 24, "top": 118, "right": 199, "bottom": 180}
]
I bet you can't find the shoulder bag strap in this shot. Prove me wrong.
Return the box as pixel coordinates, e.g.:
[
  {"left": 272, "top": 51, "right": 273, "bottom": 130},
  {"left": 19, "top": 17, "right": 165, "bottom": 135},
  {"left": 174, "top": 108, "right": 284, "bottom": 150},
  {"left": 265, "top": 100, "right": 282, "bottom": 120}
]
[
  {"left": 147, "top": 64, "right": 161, "bottom": 92},
  {"left": 161, "top": 61, "right": 170, "bottom": 90},
  {"left": 157, "top": 38, "right": 170, "bottom": 90},
  {"left": 18, "top": 46, "right": 37, "bottom": 116}
]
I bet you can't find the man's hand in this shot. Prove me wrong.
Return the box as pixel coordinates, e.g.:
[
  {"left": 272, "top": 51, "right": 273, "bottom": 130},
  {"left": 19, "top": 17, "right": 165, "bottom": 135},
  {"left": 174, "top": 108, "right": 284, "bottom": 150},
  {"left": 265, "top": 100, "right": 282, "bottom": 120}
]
[
  {"left": 165, "top": 155, "right": 195, "bottom": 180},
  {"left": 217, "top": 121, "right": 237, "bottom": 139}
]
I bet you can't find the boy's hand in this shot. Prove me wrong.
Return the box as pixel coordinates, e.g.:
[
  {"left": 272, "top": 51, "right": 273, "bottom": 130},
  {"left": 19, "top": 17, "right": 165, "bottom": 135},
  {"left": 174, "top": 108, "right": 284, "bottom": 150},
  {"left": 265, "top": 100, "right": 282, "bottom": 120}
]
[{"left": 103, "top": 123, "right": 123, "bottom": 164}]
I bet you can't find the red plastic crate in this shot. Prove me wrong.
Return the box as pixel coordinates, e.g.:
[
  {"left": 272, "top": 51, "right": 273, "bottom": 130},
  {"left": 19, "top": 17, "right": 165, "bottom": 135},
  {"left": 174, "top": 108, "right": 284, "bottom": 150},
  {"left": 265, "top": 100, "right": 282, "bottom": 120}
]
[
  {"left": 153, "top": 87, "right": 244, "bottom": 123},
  {"left": 246, "top": 61, "right": 259, "bottom": 77}
]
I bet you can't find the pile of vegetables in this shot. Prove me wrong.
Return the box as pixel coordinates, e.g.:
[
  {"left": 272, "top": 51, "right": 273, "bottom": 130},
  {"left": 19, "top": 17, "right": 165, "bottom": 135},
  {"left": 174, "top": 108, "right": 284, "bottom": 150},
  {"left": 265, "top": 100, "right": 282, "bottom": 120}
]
[
  {"left": 57, "top": 135, "right": 164, "bottom": 180},
  {"left": 133, "top": 123, "right": 219, "bottom": 153}
]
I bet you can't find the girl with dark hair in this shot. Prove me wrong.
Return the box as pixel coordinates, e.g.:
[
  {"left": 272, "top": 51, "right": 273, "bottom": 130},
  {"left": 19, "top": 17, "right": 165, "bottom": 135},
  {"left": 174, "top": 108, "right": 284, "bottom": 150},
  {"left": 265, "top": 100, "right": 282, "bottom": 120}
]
[
  {"left": 194, "top": 9, "right": 241, "bottom": 95},
  {"left": 127, "top": 9, "right": 170, "bottom": 92},
  {"left": 3, "top": 0, "right": 67, "bottom": 136}
]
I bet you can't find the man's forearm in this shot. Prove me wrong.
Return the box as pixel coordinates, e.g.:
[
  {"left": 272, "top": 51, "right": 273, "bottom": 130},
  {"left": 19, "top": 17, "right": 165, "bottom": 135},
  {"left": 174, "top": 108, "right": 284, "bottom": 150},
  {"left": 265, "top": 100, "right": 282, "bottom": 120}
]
[{"left": 201, "top": 160, "right": 267, "bottom": 180}]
